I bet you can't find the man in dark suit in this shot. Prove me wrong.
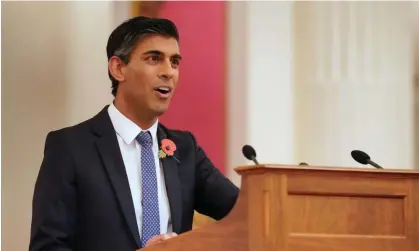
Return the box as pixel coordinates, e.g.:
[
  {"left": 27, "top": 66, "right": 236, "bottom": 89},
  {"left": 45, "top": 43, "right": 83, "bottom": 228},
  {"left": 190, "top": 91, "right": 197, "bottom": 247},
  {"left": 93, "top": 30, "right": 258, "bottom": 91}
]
[{"left": 29, "top": 16, "right": 239, "bottom": 251}]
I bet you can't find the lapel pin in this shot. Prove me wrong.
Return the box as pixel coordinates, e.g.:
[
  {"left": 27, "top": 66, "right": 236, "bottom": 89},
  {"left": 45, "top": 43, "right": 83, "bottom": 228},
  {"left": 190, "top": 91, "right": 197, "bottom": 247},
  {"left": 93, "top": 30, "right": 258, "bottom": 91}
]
[{"left": 159, "top": 138, "right": 180, "bottom": 163}]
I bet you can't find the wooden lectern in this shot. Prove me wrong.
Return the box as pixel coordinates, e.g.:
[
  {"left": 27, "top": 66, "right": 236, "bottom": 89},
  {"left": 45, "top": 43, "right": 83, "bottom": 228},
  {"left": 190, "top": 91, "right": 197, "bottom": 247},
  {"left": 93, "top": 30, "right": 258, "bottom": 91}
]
[{"left": 141, "top": 165, "right": 419, "bottom": 251}]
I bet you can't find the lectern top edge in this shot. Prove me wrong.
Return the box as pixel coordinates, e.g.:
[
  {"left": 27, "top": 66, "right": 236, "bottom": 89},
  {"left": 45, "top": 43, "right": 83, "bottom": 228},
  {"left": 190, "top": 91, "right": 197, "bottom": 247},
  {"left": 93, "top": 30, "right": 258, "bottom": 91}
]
[{"left": 234, "top": 163, "right": 419, "bottom": 176}]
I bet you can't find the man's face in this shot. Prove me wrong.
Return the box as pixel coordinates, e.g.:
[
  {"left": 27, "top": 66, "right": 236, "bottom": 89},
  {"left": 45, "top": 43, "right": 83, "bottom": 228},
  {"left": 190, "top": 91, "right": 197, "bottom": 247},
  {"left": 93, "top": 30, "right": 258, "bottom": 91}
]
[{"left": 116, "top": 35, "right": 181, "bottom": 117}]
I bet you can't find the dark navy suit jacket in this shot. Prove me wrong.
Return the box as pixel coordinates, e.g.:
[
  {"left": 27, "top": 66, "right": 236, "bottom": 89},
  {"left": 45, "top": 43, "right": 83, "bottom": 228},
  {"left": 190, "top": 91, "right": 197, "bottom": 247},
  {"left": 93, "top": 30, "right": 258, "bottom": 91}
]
[{"left": 29, "top": 106, "right": 239, "bottom": 251}]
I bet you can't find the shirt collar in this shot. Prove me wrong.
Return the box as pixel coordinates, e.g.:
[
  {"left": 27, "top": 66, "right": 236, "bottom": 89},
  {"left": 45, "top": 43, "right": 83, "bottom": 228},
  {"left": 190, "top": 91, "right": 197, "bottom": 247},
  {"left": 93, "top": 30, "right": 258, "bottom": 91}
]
[{"left": 107, "top": 103, "right": 159, "bottom": 145}]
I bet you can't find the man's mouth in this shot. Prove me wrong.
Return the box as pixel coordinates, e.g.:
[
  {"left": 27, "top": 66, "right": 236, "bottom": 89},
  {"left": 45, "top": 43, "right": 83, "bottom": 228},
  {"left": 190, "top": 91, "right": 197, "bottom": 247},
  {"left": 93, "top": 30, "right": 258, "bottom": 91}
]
[
  {"left": 155, "top": 87, "right": 171, "bottom": 95},
  {"left": 154, "top": 86, "right": 172, "bottom": 99}
]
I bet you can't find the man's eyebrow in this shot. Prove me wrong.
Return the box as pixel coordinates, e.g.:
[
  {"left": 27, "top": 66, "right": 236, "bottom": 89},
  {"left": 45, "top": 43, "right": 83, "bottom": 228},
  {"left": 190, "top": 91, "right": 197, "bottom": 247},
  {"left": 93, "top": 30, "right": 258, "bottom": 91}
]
[
  {"left": 143, "top": 50, "right": 182, "bottom": 60},
  {"left": 172, "top": 53, "right": 182, "bottom": 60},
  {"left": 142, "top": 50, "right": 163, "bottom": 56}
]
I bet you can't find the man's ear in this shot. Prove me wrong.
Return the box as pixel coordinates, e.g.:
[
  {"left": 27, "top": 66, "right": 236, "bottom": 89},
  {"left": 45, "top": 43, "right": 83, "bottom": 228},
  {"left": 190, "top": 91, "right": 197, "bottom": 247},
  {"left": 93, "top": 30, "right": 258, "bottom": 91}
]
[{"left": 108, "top": 56, "right": 126, "bottom": 82}]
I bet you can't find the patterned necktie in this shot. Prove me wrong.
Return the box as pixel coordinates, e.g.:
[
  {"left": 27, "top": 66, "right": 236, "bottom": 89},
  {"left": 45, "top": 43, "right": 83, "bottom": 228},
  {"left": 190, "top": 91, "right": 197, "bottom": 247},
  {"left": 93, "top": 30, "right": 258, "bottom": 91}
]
[{"left": 136, "top": 131, "right": 160, "bottom": 247}]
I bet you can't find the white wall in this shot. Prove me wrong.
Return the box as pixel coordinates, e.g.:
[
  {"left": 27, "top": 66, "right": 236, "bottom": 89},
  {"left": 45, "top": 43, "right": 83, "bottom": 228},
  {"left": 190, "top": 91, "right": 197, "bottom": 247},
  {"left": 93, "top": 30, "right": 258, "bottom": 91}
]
[
  {"left": 293, "top": 1, "right": 415, "bottom": 169},
  {"left": 227, "top": 1, "right": 418, "bottom": 185},
  {"left": 414, "top": 2, "right": 419, "bottom": 167},
  {"left": 1, "top": 2, "right": 119, "bottom": 250}
]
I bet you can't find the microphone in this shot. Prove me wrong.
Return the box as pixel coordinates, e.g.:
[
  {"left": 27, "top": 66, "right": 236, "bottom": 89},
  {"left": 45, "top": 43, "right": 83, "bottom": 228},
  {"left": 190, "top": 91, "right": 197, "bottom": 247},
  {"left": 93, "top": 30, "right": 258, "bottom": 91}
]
[
  {"left": 351, "top": 150, "right": 383, "bottom": 169},
  {"left": 242, "top": 145, "right": 259, "bottom": 165}
]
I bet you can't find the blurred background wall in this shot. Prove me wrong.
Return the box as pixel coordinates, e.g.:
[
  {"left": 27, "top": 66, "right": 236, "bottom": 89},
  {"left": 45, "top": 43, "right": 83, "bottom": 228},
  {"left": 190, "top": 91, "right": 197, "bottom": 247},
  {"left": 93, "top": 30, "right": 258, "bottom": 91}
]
[
  {"left": 2, "top": 2, "right": 115, "bottom": 250},
  {"left": 2, "top": 1, "right": 419, "bottom": 251}
]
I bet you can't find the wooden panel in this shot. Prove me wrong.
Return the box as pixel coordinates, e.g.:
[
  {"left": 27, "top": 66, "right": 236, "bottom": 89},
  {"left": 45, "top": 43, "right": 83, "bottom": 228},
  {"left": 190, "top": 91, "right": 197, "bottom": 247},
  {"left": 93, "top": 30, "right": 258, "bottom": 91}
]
[
  {"left": 235, "top": 164, "right": 419, "bottom": 176},
  {"left": 288, "top": 194, "right": 405, "bottom": 236},
  {"left": 247, "top": 174, "right": 272, "bottom": 251},
  {"left": 287, "top": 235, "right": 408, "bottom": 251},
  {"left": 280, "top": 167, "right": 417, "bottom": 251},
  {"left": 406, "top": 179, "right": 419, "bottom": 247},
  {"left": 280, "top": 167, "right": 418, "bottom": 251},
  {"left": 288, "top": 174, "right": 409, "bottom": 197}
]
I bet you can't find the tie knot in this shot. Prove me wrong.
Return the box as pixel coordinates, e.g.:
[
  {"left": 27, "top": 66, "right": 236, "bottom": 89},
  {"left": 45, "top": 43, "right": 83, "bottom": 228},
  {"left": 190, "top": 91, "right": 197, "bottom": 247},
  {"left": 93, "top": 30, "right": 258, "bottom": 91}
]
[{"left": 136, "top": 131, "right": 152, "bottom": 146}]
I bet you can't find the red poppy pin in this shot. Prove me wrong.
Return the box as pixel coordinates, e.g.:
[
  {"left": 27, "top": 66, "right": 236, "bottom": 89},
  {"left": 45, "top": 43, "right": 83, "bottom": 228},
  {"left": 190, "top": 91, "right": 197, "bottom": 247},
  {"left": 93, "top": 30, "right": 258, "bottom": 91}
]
[{"left": 159, "top": 139, "right": 180, "bottom": 163}]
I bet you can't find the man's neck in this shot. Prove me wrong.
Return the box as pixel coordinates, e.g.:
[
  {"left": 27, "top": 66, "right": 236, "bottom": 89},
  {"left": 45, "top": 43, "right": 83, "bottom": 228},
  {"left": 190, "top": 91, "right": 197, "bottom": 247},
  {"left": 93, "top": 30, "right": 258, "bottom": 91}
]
[{"left": 113, "top": 98, "right": 157, "bottom": 130}]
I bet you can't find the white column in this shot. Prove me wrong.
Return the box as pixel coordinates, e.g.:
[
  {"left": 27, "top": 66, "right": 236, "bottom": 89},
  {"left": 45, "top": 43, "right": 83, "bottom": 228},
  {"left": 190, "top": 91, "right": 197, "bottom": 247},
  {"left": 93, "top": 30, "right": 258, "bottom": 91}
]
[
  {"left": 227, "top": 1, "right": 296, "bottom": 185},
  {"left": 65, "top": 1, "right": 114, "bottom": 125},
  {"left": 226, "top": 1, "right": 248, "bottom": 185},
  {"left": 2, "top": 2, "right": 119, "bottom": 251},
  {"left": 294, "top": 2, "right": 415, "bottom": 169},
  {"left": 2, "top": 3, "right": 72, "bottom": 251},
  {"left": 413, "top": 2, "right": 419, "bottom": 167}
]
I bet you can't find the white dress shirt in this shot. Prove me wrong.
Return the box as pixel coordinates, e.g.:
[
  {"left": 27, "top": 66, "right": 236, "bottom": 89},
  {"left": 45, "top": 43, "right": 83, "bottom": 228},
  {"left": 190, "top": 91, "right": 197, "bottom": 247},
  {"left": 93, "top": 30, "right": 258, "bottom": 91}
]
[{"left": 107, "top": 103, "right": 172, "bottom": 238}]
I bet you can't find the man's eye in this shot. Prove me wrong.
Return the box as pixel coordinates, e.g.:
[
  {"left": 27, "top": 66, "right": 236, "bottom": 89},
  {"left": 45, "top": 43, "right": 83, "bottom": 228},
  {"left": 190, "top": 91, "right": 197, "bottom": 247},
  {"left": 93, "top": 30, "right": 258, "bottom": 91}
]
[
  {"left": 171, "top": 59, "right": 180, "bottom": 66},
  {"left": 145, "top": 55, "right": 160, "bottom": 64},
  {"left": 150, "top": 55, "right": 160, "bottom": 62}
]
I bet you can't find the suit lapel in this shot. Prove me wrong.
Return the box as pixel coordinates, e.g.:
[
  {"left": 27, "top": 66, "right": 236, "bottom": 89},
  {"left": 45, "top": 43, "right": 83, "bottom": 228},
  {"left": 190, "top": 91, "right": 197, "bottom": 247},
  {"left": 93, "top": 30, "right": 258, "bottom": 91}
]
[
  {"left": 91, "top": 106, "right": 142, "bottom": 248},
  {"left": 157, "top": 126, "right": 183, "bottom": 234}
]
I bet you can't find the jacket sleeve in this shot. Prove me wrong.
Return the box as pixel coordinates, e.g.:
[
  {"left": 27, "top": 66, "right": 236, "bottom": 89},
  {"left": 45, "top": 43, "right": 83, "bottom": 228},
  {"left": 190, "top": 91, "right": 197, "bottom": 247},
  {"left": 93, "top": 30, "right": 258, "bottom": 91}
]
[
  {"left": 190, "top": 132, "right": 240, "bottom": 220},
  {"left": 29, "top": 130, "right": 77, "bottom": 251}
]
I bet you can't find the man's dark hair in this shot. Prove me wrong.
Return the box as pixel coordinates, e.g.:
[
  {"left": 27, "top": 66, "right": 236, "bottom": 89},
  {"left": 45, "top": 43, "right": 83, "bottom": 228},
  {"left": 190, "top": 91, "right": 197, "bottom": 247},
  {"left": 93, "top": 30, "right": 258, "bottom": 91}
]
[{"left": 106, "top": 16, "right": 179, "bottom": 97}]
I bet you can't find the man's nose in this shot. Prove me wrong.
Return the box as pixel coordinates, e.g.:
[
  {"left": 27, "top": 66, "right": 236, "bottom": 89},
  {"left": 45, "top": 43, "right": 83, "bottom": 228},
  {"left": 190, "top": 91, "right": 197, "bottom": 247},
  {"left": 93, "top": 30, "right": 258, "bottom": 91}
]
[{"left": 158, "top": 60, "right": 175, "bottom": 80}]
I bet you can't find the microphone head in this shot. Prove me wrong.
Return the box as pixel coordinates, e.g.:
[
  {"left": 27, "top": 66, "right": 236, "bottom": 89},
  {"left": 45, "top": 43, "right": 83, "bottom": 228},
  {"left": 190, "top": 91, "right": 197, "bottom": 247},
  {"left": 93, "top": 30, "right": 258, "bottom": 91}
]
[
  {"left": 242, "top": 145, "right": 257, "bottom": 161},
  {"left": 351, "top": 150, "right": 371, "bottom": 165}
]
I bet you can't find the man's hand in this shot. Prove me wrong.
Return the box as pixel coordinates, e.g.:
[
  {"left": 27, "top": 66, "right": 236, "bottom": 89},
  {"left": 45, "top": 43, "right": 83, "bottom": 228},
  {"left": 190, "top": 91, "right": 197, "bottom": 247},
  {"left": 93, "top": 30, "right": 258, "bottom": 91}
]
[{"left": 145, "top": 233, "right": 178, "bottom": 247}]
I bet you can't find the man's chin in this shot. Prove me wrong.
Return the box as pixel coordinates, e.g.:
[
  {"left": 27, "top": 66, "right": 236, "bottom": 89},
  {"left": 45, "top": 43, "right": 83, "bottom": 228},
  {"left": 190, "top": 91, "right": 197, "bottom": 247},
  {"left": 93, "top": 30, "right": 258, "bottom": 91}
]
[
  {"left": 151, "top": 106, "right": 169, "bottom": 117},
  {"left": 148, "top": 99, "right": 171, "bottom": 117}
]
